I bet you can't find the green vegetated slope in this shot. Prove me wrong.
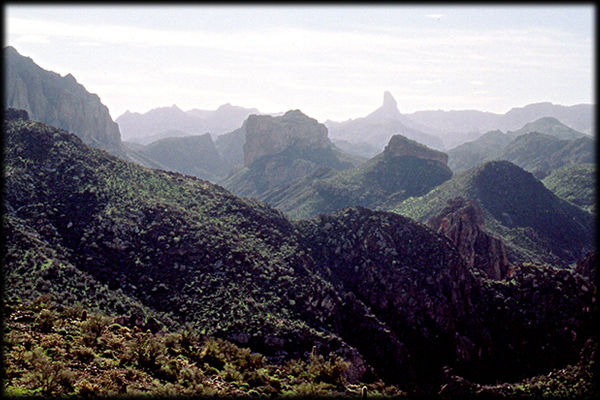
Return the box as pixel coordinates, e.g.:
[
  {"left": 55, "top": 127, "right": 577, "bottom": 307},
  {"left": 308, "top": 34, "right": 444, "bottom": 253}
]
[
  {"left": 4, "top": 111, "right": 597, "bottom": 396},
  {"left": 394, "top": 160, "right": 595, "bottom": 267},
  {"left": 4, "top": 299, "right": 402, "bottom": 397},
  {"left": 496, "top": 132, "right": 594, "bottom": 179},
  {"left": 4, "top": 113, "right": 347, "bottom": 359},
  {"left": 542, "top": 163, "right": 596, "bottom": 214},
  {"left": 448, "top": 130, "right": 513, "bottom": 173},
  {"left": 447, "top": 117, "right": 593, "bottom": 176},
  {"left": 237, "top": 134, "right": 452, "bottom": 220}
]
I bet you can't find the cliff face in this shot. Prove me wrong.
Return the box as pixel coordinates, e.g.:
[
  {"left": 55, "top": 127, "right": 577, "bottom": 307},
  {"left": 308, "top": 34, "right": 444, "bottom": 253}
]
[
  {"left": 243, "top": 110, "right": 330, "bottom": 166},
  {"left": 428, "top": 197, "right": 509, "bottom": 280},
  {"left": 384, "top": 134, "right": 449, "bottom": 164},
  {"left": 4, "top": 46, "right": 123, "bottom": 156}
]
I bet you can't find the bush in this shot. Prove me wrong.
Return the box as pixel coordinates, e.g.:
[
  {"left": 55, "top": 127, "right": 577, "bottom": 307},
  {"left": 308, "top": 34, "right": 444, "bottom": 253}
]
[
  {"left": 81, "top": 314, "right": 110, "bottom": 346},
  {"left": 35, "top": 309, "right": 56, "bottom": 333},
  {"left": 196, "top": 338, "right": 226, "bottom": 370},
  {"left": 74, "top": 346, "right": 96, "bottom": 363}
]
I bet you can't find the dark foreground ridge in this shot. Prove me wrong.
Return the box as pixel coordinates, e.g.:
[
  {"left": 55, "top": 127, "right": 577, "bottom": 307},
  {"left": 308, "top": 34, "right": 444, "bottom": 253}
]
[{"left": 3, "top": 110, "right": 597, "bottom": 396}]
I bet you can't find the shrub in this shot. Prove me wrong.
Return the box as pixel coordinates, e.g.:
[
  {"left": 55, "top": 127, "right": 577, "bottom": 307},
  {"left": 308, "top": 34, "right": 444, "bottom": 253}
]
[
  {"left": 81, "top": 314, "right": 110, "bottom": 346},
  {"left": 74, "top": 346, "right": 96, "bottom": 363},
  {"left": 35, "top": 309, "right": 56, "bottom": 333},
  {"left": 196, "top": 338, "right": 226, "bottom": 370},
  {"left": 23, "top": 348, "right": 75, "bottom": 395}
]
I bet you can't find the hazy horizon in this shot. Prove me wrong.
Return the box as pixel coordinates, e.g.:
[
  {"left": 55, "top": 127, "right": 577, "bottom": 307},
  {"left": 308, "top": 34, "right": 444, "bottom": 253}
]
[{"left": 5, "top": 4, "right": 595, "bottom": 122}]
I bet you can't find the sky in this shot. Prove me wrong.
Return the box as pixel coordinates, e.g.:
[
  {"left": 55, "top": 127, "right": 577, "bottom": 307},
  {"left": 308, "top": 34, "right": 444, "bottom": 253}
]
[{"left": 4, "top": 5, "right": 595, "bottom": 122}]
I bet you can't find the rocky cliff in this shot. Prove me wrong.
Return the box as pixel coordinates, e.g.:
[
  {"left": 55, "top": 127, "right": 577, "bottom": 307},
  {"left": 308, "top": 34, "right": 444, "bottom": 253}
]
[
  {"left": 243, "top": 110, "right": 330, "bottom": 166},
  {"left": 394, "top": 160, "right": 595, "bottom": 267},
  {"left": 428, "top": 197, "right": 509, "bottom": 280},
  {"left": 4, "top": 46, "right": 123, "bottom": 156},
  {"left": 383, "top": 134, "right": 449, "bottom": 164}
]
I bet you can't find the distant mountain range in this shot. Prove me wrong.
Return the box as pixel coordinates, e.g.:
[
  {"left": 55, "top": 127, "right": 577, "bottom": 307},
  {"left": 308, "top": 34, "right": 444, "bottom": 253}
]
[
  {"left": 116, "top": 103, "right": 260, "bottom": 142},
  {"left": 404, "top": 102, "right": 594, "bottom": 146},
  {"left": 129, "top": 134, "right": 231, "bottom": 182},
  {"left": 325, "top": 91, "right": 445, "bottom": 151}
]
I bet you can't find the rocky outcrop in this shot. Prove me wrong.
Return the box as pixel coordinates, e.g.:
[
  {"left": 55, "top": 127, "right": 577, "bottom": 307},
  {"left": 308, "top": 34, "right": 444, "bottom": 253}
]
[
  {"left": 243, "top": 110, "right": 330, "bottom": 166},
  {"left": 428, "top": 197, "right": 509, "bottom": 280},
  {"left": 384, "top": 134, "right": 449, "bottom": 165},
  {"left": 4, "top": 46, "right": 123, "bottom": 156},
  {"left": 575, "top": 251, "right": 596, "bottom": 284},
  {"left": 5, "top": 108, "right": 29, "bottom": 122}
]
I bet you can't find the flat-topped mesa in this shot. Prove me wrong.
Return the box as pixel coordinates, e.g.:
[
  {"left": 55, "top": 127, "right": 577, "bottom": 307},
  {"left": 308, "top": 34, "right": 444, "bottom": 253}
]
[
  {"left": 383, "top": 134, "right": 449, "bottom": 165},
  {"left": 428, "top": 197, "right": 509, "bottom": 280},
  {"left": 243, "top": 110, "right": 330, "bottom": 166}
]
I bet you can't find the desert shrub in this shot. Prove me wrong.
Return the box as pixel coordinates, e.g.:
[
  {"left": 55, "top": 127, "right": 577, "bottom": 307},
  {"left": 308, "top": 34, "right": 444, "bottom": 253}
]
[
  {"left": 222, "top": 362, "right": 243, "bottom": 382},
  {"left": 76, "top": 379, "right": 101, "bottom": 396},
  {"left": 30, "top": 294, "right": 53, "bottom": 311},
  {"left": 127, "top": 333, "right": 166, "bottom": 373},
  {"left": 233, "top": 347, "right": 265, "bottom": 371},
  {"left": 245, "top": 367, "right": 271, "bottom": 388},
  {"left": 81, "top": 314, "right": 110, "bottom": 346},
  {"left": 62, "top": 302, "right": 85, "bottom": 319},
  {"left": 35, "top": 309, "right": 56, "bottom": 333},
  {"left": 307, "top": 352, "right": 349, "bottom": 386},
  {"left": 23, "top": 347, "right": 75, "bottom": 395},
  {"left": 196, "top": 338, "right": 226, "bottom": 370},
  {"left": 74, "top": 346, "right": 96, "bottom": 363}
]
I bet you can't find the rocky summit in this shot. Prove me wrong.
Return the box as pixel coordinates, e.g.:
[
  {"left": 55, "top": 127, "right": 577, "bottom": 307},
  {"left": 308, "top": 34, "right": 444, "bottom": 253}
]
[
  {"left": 383, "top": 134, "right": 449, "bottom": 165},
  {"left": 243, "top": 110, "right": 330, "bottom": 166}
]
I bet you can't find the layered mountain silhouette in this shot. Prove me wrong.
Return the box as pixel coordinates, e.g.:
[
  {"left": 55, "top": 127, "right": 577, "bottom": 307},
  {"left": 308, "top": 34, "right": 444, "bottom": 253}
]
[
  {"left": 395, "top": 160, "right": 595, "bottom": 267},
  {"left": 506, "top": 116, "right": 588, "bottom": 140},
  {"left": 404, "top": 102, "right": 594, "bottom": 141},
  {"left": 4, "top": 110, "right": 596, "bottom": 394},
  {"left": 447, "top": 130, "right": 513, "bottom": 173},
  {"left": 496, "top": 133, "right": 594, "bottom": 179},
  {"left": 129, "top": 134, "right": 230, "bottom": 181},
  {"left": 224, "top": 125, "right": 452, "bottom": 220},
  {"left": 4, "top": 46, "right": 124, "bottom": 157},
  {"left": 448, "top": 117, "right": 594, "bottom": 176},
  {"left": 325, "top": 91, "right": 445, "bottom": 151},
  {"left": 116, "top": 103, "right": 259, "bottom": 142}
]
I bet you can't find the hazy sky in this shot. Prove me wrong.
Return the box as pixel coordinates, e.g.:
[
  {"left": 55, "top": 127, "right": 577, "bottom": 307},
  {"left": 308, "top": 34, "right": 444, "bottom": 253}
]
[{"left": 5, "top": 5, "right": 595, "bottom": 122}]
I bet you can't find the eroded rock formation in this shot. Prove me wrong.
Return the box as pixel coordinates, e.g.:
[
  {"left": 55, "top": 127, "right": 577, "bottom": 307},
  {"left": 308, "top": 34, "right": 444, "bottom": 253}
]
[
  {"left": 428, "top": 197, "right": 509, "bottom": 280},
  {"left": 243, "top": 110, "right": 330, "bottom": 166}
]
